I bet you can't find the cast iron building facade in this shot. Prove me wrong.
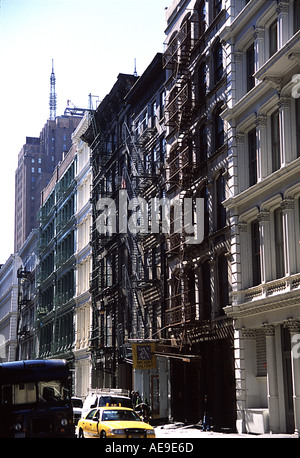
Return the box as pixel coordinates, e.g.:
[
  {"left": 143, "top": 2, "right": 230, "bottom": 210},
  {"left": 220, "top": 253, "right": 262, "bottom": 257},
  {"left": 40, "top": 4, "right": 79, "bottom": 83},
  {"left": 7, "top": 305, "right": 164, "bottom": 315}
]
[
  {"left": 37, "top": 145, "right": 77, "bottom": 368},
  {"left": 85, "top": 61, "right": 169, "bottom": 419},
  {"left": 163, "top": 0, "right": 236, "bottom": 429},
  {"left": 84, "top": 73, "right": 139, "bottom": 388}
]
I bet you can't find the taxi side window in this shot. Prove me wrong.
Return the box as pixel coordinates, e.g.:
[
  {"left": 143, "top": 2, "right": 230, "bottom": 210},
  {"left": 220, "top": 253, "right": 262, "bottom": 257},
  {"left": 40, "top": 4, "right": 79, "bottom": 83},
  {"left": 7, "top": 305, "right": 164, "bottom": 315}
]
[{"left": 86, "top": 408, "right": 97, "bottom": 420}]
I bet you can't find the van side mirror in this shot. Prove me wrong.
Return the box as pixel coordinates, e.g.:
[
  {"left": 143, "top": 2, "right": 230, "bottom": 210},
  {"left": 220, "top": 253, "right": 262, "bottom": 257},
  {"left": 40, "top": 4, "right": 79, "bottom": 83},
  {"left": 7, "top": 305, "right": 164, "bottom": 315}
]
[{"left": 90, "top": 403, "right": 96, "bottom": 408}]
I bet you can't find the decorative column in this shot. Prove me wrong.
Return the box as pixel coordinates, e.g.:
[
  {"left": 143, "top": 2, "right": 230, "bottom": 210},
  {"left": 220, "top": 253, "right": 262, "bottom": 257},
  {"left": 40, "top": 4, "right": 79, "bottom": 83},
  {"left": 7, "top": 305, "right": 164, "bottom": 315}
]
[
  {"left": 278, "top": 97, "right": 292, "bottom": 165},
  {"left": 281, "top": 198, "right": 296, "bottom": 277},
  {"left": 253, "top": 27, "right": 265, "bottom": 70},
  {"left": 277, "top": 1, "right": 290, "bottom": 48},
  {"left": 264, "top": 324, "right": 280, "bottom": 433},
  {"left": 234, "top": 52, "right": 243, "bottom": 99},
  {"left": 284, "top": 320, "right": 300, "bottom": 436},
  {"left": 258, "top": 211, "right": 272, "bottom": 285},
  {"left": 256, "top": 115, "right": 268, "bottom": 181}
]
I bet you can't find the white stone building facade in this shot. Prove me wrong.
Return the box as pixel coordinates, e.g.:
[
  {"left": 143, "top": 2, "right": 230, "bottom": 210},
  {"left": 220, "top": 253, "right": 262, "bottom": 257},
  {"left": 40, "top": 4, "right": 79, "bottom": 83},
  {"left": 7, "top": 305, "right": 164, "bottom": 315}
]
[
  {"left": 73, "top": 113, "right": 93, "bottom": 398},
  {"left": 0, "top": 254, "right": 22, "bottom": 362},
  {"left": 222, "top": 0, "right": 300, "bottom": 435}
]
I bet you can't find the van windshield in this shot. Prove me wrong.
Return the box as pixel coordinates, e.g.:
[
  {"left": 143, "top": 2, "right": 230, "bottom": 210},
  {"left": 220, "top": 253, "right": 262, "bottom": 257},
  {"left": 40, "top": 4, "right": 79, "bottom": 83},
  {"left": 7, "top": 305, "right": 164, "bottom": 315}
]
[{"left": 2, "top": 380, "right": 70, "bottom": 406}]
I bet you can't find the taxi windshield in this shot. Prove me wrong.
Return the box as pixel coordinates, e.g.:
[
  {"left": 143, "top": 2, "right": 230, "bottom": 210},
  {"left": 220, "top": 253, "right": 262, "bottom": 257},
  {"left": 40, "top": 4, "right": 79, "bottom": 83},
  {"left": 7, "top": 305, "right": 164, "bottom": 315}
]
[{"left": 101, "top": 409, "right": 141, "bottom": 422}]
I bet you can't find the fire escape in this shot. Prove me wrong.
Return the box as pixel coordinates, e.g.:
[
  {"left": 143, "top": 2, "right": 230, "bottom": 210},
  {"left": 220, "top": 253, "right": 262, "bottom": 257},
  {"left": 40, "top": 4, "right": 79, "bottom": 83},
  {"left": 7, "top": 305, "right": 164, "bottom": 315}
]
[
  {"left": 163, "top": 16, "right": 201, "bottom": 332},
  {"left": 16, "top": 267, "right": 35, "bottom": 360},
  {"left": 121, "top": 120, "right": 164, "bottom": 341},
  {"left": 88, "top": 96, "right": 164, "bottom": 378}
]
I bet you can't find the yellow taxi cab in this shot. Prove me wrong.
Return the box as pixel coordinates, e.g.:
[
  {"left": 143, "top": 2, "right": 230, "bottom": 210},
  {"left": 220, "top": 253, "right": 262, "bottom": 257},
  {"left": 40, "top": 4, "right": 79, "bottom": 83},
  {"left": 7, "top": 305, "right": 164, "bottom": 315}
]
[{"left": 77, "top": 406, "right": 156, "bottom": 438}]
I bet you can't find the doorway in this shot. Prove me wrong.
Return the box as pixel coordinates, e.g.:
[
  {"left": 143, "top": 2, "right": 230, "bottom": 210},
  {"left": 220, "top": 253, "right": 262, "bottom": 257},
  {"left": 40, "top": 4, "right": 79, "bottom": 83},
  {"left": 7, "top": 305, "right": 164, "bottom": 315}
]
[{"left": 282, "top": 327, "right": 295, "bottom": 433}]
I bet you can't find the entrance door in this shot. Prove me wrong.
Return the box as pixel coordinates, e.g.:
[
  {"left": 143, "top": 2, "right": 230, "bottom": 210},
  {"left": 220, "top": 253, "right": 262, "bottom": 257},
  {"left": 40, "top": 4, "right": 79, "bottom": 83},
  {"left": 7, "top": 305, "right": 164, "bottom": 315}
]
[
  {"left": 282, "top": 327, "right": 295, "bottom": 433},
  {"left": 151, "top": 375, "right": 159, "bottom": 417}
]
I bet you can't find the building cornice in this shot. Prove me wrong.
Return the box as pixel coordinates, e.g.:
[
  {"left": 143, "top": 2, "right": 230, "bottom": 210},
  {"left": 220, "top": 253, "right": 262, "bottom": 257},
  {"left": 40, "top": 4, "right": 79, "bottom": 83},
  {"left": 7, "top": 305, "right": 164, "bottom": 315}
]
[{"left": 223, "top": 157, "right": 300, "bottom": 210}]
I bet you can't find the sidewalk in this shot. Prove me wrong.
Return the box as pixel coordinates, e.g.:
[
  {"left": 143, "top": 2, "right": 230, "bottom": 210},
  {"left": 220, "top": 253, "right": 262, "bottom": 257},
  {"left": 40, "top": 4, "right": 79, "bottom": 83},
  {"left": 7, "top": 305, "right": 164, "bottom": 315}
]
[{"left": 154, "top": 423, "right": 298, "bottom": 439}]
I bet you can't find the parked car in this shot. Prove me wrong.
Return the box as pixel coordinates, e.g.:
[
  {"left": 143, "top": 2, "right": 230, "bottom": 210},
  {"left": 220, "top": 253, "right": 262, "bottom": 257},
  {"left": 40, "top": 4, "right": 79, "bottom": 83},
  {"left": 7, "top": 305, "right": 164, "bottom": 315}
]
[
  {"left": 77, "top": 406, "right": 156, "bottom": 438},
  {"left": 71, "top": 397, "right": 83, "bottom": 425},
  {"left": 81, "top": 389, "right": 132, "bottom": 419}
]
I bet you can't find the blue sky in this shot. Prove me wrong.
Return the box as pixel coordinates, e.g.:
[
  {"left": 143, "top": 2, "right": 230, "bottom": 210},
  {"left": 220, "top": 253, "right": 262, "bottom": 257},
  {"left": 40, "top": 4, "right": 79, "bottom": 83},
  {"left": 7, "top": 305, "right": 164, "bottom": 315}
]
[{"left": 0, "top": 0, "right": 167, "bottom": 264}]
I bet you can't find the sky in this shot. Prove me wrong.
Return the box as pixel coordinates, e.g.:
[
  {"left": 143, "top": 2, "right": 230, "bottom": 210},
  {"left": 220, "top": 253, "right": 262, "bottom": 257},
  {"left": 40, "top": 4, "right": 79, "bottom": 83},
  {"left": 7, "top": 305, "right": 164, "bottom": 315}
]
[{"left": 0, "top": 0, "right": 168, "bottom": 264}]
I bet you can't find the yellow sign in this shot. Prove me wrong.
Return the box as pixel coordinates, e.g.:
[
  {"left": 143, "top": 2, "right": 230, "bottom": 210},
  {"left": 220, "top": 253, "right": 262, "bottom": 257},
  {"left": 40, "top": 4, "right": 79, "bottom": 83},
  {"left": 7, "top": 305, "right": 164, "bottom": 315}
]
[{"left": 132, "top": 343, "right": 156, "bottom": 370}]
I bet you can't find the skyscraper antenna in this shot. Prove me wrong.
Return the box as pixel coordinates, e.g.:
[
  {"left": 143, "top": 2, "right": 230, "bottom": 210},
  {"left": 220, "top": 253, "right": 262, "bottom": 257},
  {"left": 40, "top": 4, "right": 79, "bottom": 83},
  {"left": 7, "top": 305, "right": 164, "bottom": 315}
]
[
  {"left": 134, "top": 58, "right": 138, "bottom": 77},
  {"left": 49, "top": 59, "right": 57, "bottom": 120}
]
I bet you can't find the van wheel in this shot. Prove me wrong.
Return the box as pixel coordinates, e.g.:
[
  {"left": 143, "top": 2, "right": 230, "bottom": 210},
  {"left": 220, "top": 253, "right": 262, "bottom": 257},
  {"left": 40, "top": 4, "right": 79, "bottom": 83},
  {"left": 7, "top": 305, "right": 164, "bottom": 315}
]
[
  {"left": 78, "top": 428, "right": 85, "bottom": 438},
  {"left": 100, "top": 430, "right": 106, "bottom": 438}
]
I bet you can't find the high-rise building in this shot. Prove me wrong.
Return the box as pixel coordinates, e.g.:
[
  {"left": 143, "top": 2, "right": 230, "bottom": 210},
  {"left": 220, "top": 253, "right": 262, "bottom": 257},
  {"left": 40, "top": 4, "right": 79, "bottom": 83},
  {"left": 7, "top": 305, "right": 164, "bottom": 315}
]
[{"left": 14, "top": 115, "right": 83, "bottom": 253}]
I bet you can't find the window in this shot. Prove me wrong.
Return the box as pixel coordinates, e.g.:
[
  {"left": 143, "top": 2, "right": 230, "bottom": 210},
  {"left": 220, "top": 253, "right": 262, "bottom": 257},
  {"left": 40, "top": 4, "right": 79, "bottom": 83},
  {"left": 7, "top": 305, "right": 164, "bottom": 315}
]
[
  {"left": 248, "top": 128, "right": 257, "bottom": 186},
  {"left": 269, "top": 19, "right": 278, "bottom": 57},
  {"left": 199, "top": 123, "right": 208, "bottom": 162},
  {"left": 201, "top": 260, "right": 211, "bottom": 320},
  {"left": 246, "top": 43, "right": 255, "bottom": 92},
  {"left": 214, "top": 105, "right": 224, "bottom": 151},
  {"left": 197, "top": 0, "right": 206, "bottom": 36},
  {"left": 217, "top": 253, "right": 229, "bottom": 312},
  {"left": 295, "top": 0, "right": 300, "bottom": 33},
  {"left": 200, "top": 186, "right": 209, "bottom": 237},
  {"left": 159, "top": 91, "right": 165, "bottom": 119},
  {"left": 274, "top": 208, "right": 285, "bottom": 279},
  {"left": 216, "top": 173, "right": 226, "bottom": 229},
  {"left": 251, "top": 220, "right": 261, "bottom": 286},
  {"left": 271, "top": 110, "right": 280, "bottom": 172},
  {"left": 198, "top": 62, "right": 207, "bottom": 100},
  {"left": 213, "top": 42, "right": 223, "bottom": 84},
  {"left": 214, "top": 0, "right": 222, "bottom": 19}
]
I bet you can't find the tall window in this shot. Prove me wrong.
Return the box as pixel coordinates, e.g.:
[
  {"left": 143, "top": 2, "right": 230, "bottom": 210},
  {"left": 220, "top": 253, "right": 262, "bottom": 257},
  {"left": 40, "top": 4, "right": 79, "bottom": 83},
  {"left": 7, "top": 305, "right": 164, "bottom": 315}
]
[
  {"left": 214, "top": 105, "right": 224, "bottom": 151},
  {"left": 214, "top": 0, "right": 222, "bottom": 19},
  {"left": 198, "top": 62, "right": 207, "bottom": 100},
  {"left": 213, "top": 42, "right": 223, "bottom": 84},
  {"left": 269, "top": 19, "right": 278, "bottom": 57},
  {"left": 200, "top": 186, "right": 209, "bottom": 237},
  {"left": 295, "top": 0, "right": 300, "bottom": 33},
  {"left": 197, "top": 0, "right": 206, "bottom": 36},
  {"left": 274, "top": 208, "right": 285, "bottom": 279},
  {"left": 248, "top": 128, "right": 257, "bottom": 186},
  {"left": 271, "top": 110, "right": 280, "bottom": 172},
  {"left": 199, "top": 122, "right": 208, "bottom": 162},
  {"left": 216, "top": 173, "right": 226, "bottom": 229},
  {"left": 218, "top": 253, "right": 229, "bottom": 312},
  {"left": 201, "top": 260, "right": 211, "bottom": 320},
  {"left": 246, "top": 43, "right": 255, "bottom": 92},
  {"left": 251, "top": 220, "right": 261, "bottom": 286}
]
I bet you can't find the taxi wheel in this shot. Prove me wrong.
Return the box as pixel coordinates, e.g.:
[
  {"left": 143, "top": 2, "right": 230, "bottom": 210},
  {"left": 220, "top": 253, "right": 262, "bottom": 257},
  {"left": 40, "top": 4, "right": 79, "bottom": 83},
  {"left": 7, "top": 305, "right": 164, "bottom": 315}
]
[
  {"left": 78, "top": 428, "right": 85, "bottom": 439},
  {"left": 100, "top": 430, "right": 106, "bottom": 438}
]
